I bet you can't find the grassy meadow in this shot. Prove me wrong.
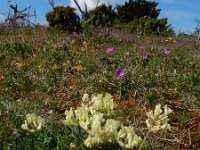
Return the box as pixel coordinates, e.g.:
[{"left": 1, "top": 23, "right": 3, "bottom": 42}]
[{"left": 0, "top": 26, "right": 200, "bottom": 150}]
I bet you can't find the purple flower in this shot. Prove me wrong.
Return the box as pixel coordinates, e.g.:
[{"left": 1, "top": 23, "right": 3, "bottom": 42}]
[
  {"left": 106, "top": 47, "right": 114, "bottom": 53},
  {"left": 65, "top": 36, "right": 72, "bottom": 42},
  {"left": 140, "top": 51, "right": 148, "bottom": 60},
  {"left": 72, "top": 32, "right": 78, "bottom": 36},
  {"left": 197, "top": 55, "right": 200, "bottom": 59},
  {"left": 116, "top": 70, "right": 125, "bottom": 77},
  {"left": 142, "top": 52, "right": 148, "bottom": 60},
  {"left": 139, "top": 45, "right": 145, "bottom": 49},
  {"left": 162, "top": 49, "right": 171, "bottom": 55}
]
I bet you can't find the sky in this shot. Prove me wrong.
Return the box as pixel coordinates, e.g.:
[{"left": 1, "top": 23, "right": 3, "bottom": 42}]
[{"left": 0, "top": 0, "right": 199, "bottom": 34}]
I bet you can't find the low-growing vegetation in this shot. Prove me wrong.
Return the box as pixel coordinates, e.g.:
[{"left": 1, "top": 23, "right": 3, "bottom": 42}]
[
  {"left": 0, "top": 0, "right": 200, "bottom": 149},
  {"left": 0, "top": 26, "right": 200, "bottom": 149}
]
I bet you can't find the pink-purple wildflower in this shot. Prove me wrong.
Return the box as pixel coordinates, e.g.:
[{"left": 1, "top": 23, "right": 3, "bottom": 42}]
[
  {"left": 162, "top": 49, "right": 171, "bottom": 55},
  {"left": 72, "top": 32, "right": 78, "bottom": 36},
  {"left": 142, "top": 52, "right": 148, "bottom": 60},
  {"left": 106, "top": 47, "right": 114, "bottom": 53},
  {"left": 139, "top": 45, "right": 145, "bottom": 49},
  {"left": 116, "top": 70, "right": 125, "bottom": 77},
  {"left": 65, "top": 36, "right": 72, "bottom": 43}
]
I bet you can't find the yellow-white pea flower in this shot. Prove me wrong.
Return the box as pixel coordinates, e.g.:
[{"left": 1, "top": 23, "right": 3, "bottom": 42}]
[
  {"left": 63, "top": 108, "right": 78, "bottom": 126},
  {"left": 90, "top": 114, "right": 104, "bottom": 133},
  {"left": 117, "top": 126, "right": 142, "bottom": 149},
  {"left": 102, "top": 93, "right": 114, "bottom": 115},
  {"left": 21, "top": 113, "right": 45, "bottom": 132},
  {"left": 84, "top": 135, "right": 103, "bottom": 148},
  {"left": 64, "top": 93, "right": 174, "bottom": 149},
  {"left": 117, "top": 124, "right": 127, "bottom": 139},
  {"left": 146, "top": 104, "right": 172, "bottom": 132},
  {"left": 81, "top": 94, "right": 89, "bottom": 105},
  {"left": 90, "top": 93, "right": 114, "bottom": 115},
  {"left": 91, "top": 96, "right": 103, "bottom": 110},
  {"left": 104, "top": 119, "right": 121, "bottom": 133},
  {"left": 84, "top": 136, "right": 94, "bottom": 148},
  {"left": 103, "top": 119, "right": 121, "bottom": 142},
  {"left": 75, "top": 105, "right": 89, "bottom": 122},
  {"left": 79, "top": 117, "right": 91, "bottom": 131},
  {"left": 75, "top": 105, "right": 91, "bottom": 130}
]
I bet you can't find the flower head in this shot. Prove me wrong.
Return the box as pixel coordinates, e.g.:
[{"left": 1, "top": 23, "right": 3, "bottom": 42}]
[
  {"left": 139, "top": 45, "right": 145, "bottom": 49},
  {"left": 117, "top": 126, "right": 142, "bottom": 149},
  {"left": 74, "top": 65, "right": 84, "bottom": 71},
  {"left": 162, "top": 49, "right": 171, "bottom": 55},
  {"left": 63, "top": 108, "right": 79, "bottom": 126},
  {"left": 196, "top": 55, "right": 200, "bottom": 59},
  {"left": 116, "top": 70, "right": 125, "bottom": 77},
  {"left": 146, "top": 104, "right": 172, "bottom": 132},
  {"left": 106, "top": 47, "right": 114, "bottom": 53},
  {"left": 72, "top": 32, "right": 78, "bottom": 36},
  {"left": 21, "top": 113, "right": 45, "bottom": 132},
  {"left": 142, "top": 52, "right": 148, "bottom": 60},
  {"left": 65, "top": 36, "right": 72, "bottom": 43},
  {"left": 86, "top": 93, "right": 114, "bottom": 116}
]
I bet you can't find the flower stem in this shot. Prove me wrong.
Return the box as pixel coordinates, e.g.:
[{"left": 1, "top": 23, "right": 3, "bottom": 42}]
[{"left": 139, "top": 131, "right": 150, "bottom": 150}]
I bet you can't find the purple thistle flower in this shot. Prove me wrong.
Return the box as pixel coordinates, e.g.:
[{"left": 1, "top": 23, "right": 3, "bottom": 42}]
[
  {"left": 116, "top": 70, "right": 125, "bottom": 77},
  {"left": 106, "top": 47, "right": 114, "bottom": 53},
  {"left": 162, "top": 49, "right": 171, "bottom": 55}
]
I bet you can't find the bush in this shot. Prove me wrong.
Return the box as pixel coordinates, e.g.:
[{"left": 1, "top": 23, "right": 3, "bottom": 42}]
[
  {"left": 116, "top": 0, "right": 160, "bottom": 23},
  {"left": 85, "top": 4, "right": 116, "bottom": 27},
  {"left": 46, "top": 6, "right": 82, "bottom": 33},
  {"left": 123, "top": 17, "right": 174, "bottom": 36}
]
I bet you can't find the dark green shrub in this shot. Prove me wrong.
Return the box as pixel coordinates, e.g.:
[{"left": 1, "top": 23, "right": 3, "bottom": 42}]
[
  {"left": 86, "top": 4, "right": 116, "bottom": 27},
  {"left": 116, "top": 0, "right": 160, "bottom": 23},
  {"left": 122, "top": 17, "right": 174, "bottom": 35},
  {"left": 115, "top": 0, "right": 174, "bottom": 35},
  {"left": 46, "top": 6, "right": 82, "bottom": 33},
  {"left": 122, "top": 18, "right": 140, "bottom": 32}
]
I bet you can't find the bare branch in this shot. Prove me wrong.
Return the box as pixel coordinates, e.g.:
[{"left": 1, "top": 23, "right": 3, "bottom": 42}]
[
  {"left": 48, "top": 0, "right": 55, "bottom": 9},
  {"left": 73, "top": 0, "right": 84, "bottom": 15},
  {"left": 95, "top": 0, "right": 100, "bottom": 9},
  {"left": 3, "top": 2, "right": 35, "bottom": 26},
  {"left": 73, "top": 0, "right": 101, "bottom": 19},
  {"left": 84, "top": 2, "right": 87, "bottom": 14},
  {"left": 20, "top": 6, "right": 31, "bottom": 13}
]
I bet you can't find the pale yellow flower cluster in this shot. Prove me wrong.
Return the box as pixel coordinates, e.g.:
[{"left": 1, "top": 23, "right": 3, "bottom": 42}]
[
  {"left": 146, "top": 104, "right": 172, "bottom": 132},
  {"left": 117, "top": 126, "right": 142, "bottom": 149},
  {"left": 89, "top": 93, "right": 114, "bottom": 115},
  {"left": 21, "top": 113, "right": 45, "bottom": 132},
  {"left": 20, "top": 93, "right": 172, "bottom": 149},
  {"left": 64, "top": 93, "right": 142, "bottom": 149},
  {"left": 165, "top": 37, "right": 176, "bottom": 43}
]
